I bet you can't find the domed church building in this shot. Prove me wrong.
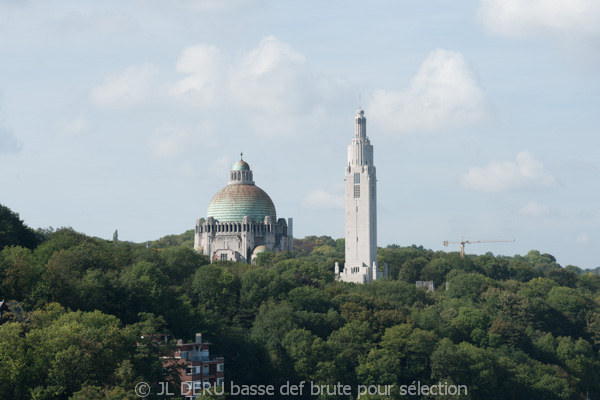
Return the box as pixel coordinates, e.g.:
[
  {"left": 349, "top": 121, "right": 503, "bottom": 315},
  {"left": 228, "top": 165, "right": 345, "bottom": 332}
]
[{"left": 194, "top": 155, "right": 293, "bottom": 263}]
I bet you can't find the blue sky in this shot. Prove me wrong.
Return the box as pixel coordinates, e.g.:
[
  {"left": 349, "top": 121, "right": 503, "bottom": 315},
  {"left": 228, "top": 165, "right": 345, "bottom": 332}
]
[{"left": 1, "top": 0, "right": 599, "bottom": 268}]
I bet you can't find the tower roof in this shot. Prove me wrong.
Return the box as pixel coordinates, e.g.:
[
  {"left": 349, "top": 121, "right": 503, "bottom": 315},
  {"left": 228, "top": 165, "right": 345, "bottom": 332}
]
[{"left": 232, "top": 153, "right": 250, "bottom": 171}]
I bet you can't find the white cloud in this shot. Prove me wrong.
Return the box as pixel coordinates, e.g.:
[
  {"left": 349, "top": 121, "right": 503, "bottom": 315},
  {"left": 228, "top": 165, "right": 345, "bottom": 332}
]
[
  {"left": 476, "top": 0, "right": 600, "bottom": 45},
  {"left": 170, "top": 36, "right": 326, "bottom": 117},
  {"left": 170, "top": 44, "right": 225, "bottom": 106},
  {"left": 461, "top": 151, "right": 557, "bottom": 192},
  {"left": 231, "top": 36, "right": 312, "bottom": 113},
  {"left": 520, "top": 201, "right": 550, "bottom": 217},
  {"left": 91, "top": 36, "right": 342, "bottom": 137},
  {"left": 90, "top": 64, "right": 160, "bottom": 108},
  {"left": 229, "top": 36, "right": 331, "bottom": 136},
  {"left": 147, "top": 121, "right": 218, "bottom": 160},
  {"left": 368, "top": 49, "right": 489, "bottom": 135},
  {"left": 303, "top": 189, "right": 344, "bottom": 210}
]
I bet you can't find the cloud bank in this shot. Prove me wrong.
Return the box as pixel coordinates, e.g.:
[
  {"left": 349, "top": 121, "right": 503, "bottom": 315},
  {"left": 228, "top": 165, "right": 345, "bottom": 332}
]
[
  {"left": 90, "top": 36, "right": 342, "bottom": 138},
  {"left": 461, "top": 151, "right": 557, "bottom": 192},
  {"left": 477, "top": 0, "right": 600, "bottom": 47},
  {"left": 369, "top": 49, "right": 489, "bottom": 135},
  {"left": 91, "top": 43, "right": 493, "bottom": 140},
  {"left": 90, "top": 64, "right": 161, "bottom": 108}
]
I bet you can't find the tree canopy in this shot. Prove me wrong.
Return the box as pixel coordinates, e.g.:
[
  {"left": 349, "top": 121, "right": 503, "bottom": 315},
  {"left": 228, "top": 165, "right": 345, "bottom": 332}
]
[{"left": 0, "top": 204, "right": 599, "bottom": 399}]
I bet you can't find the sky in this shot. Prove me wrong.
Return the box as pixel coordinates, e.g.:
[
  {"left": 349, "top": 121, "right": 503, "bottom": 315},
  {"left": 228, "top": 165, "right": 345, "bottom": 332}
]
[{"left": 1, "top": 0, "right": 599, "bottom": 268}]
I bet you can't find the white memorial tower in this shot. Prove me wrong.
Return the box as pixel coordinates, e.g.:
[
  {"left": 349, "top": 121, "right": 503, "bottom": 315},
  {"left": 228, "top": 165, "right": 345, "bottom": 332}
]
[{"left": 336, "top": 109, "right": 387, "bottom": 283}]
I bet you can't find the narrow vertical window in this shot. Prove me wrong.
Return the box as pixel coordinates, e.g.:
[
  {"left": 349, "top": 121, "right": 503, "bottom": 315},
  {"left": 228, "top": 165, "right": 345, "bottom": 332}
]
[
  {"left": 354, "top": 173, "right": 360, "bottom": 184},
  {"left": 354, "top": 185, "right": 360, "bottom": 198}
]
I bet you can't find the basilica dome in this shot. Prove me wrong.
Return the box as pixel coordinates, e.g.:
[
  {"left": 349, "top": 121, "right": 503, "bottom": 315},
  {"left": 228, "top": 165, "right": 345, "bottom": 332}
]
[
  {"left": 206, "top": 158, "right": 277, "bottom": 222},
  {"left": 194, "top": 154, "right": 293, "bottom": 264}
]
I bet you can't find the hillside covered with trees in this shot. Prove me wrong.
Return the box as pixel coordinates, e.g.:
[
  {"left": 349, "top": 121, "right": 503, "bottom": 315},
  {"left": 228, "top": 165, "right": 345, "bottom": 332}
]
[{"left": 1, "top": 204, "right": 599, "bottom": 399}]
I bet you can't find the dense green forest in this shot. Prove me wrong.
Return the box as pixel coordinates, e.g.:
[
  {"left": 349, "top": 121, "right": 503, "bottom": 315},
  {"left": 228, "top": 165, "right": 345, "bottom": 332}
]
[{"left": 1, "top": 203, "right": 600, "bottom": 399}]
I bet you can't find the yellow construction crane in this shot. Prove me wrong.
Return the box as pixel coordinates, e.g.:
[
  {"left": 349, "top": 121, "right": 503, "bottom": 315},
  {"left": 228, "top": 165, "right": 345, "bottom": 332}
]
[{"left": 443, "top": 238, "right": 515, "bottom": 258}]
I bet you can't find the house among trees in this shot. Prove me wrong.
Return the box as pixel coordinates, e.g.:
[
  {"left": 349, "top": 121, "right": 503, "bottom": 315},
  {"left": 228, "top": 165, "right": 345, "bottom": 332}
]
[
  {"left": 166, "top": 333, "right": 224, "bottom": 399},
  {"left": 415, "top": 280, "right": 435, "bottom": 292}
]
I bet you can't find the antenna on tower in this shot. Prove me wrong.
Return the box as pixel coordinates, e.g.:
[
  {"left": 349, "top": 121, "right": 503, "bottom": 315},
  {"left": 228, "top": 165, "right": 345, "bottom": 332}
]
[
  {"left": 240, "top": 152, "right": 243, "bottom": 160},
  {"left": 358, "top": 94, "right": 362, "bottom": 110}
]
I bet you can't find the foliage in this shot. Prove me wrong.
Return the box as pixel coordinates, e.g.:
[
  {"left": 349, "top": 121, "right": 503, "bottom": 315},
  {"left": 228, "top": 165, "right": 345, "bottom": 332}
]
[
  {"left": 147, "top": 229, "right": 195, "bottom": 249},
  {"left": 0, "top": 204, "right": 41, "bottom": 250},
  {"left": 1, "top": 203, "right": 599, "bottom": 399}
]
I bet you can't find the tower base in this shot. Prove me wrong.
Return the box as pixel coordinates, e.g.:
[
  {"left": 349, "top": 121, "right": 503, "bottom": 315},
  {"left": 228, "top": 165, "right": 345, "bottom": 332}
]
[{"left": 335, "top": 261, "right": 388, "bottom": 284}]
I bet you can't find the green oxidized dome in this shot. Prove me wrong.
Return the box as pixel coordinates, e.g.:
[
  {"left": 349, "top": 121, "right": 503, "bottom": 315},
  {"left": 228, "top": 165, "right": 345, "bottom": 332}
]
[
  {"left": 206, "top": 156, "right": 276, "bottom": 222},
  {"left": 206, "top": 185, "right": 276, "bottom": 222},
  {"left": 232, "top": 160, "right": 250, "bottom": 171}
]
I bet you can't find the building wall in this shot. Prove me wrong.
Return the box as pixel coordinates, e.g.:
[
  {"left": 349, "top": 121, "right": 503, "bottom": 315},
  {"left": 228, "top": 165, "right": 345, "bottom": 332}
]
[
  {"left": 194, "top": 217, "right": 293, "bottom": 263},
  {"left": 340, "top": 109, "right": 382, "bottom": 284},
  {"left": 344, "top": 164, "right": 377, "bottom": 270},
  {"left": 167, "top": 334, "right": 225, "bottom": 399}
]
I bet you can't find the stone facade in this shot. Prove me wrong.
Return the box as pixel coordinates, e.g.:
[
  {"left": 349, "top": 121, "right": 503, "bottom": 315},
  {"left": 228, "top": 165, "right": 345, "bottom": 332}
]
[
  {"left": 336, "top": 109, "right": 387, "bottom": 283},
  {"left": 194, "top": 157, "right": 293, "bottom": 263}
]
